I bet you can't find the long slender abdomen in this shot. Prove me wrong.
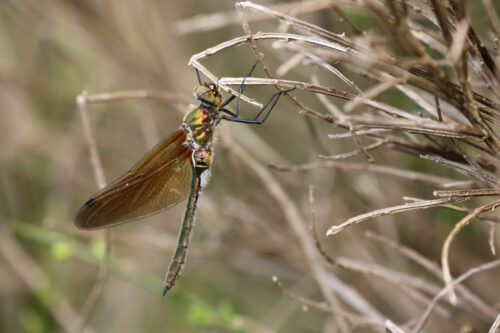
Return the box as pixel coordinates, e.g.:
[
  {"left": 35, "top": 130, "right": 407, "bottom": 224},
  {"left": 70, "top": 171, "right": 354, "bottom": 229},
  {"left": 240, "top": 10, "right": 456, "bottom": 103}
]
[{"left": 162, "top": 167, "right": 205, "bottom": 295}]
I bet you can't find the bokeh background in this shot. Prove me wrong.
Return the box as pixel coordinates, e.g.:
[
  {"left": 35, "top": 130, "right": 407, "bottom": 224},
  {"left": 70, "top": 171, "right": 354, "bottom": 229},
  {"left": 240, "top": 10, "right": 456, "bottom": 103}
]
[{"left": 1, "top": 1, "right": 499, "bottom": 332}]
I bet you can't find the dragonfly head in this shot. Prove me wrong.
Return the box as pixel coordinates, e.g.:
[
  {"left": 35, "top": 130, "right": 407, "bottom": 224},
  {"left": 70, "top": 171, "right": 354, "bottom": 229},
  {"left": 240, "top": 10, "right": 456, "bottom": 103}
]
[{"left": 195, "top": 83, "right": 222, "bottom": 108}]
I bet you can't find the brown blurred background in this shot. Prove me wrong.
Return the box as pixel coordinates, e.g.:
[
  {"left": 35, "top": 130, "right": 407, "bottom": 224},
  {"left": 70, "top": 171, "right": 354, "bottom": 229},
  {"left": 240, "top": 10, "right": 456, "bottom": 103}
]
[{"left": 1, "top": 1, "right": 499, "bottom": 332}]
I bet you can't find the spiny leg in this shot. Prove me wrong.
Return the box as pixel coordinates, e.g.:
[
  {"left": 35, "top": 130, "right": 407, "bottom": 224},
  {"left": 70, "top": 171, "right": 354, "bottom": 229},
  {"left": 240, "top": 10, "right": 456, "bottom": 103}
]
[
  {"left": 219, "top": 60, "right": 259, "bottom": 110},
  {"left": 221, "top": 87, "right": 295, "bottom": 125}
]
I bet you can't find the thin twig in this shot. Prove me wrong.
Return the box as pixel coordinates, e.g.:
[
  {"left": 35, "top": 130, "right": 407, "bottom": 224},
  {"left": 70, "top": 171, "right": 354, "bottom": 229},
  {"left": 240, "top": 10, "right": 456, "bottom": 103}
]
[
  {"left": 328, "top": 129, "right": 391, "bottom": 139},
  {"left": 269, "top": 161, "right": 458, "bottom": 186},
  {"left": 441, "top": 200, "right": 500, "bottom": 305},
  {"left": 489, "top": 223, "right": 497, "bottom": 256},
  {"left": 76, "top": 92, "right": 106, "bottom": 188},
  {"left": 413, "top": 259, "right": 500, "bottom": 333},
  {"left": 386, "top": 320, "right": 408, "bottom": 333},
  {"left": 348, "top": 124, "right": 376, "bottom": 162},
  {"left": 421, "top": 154, "right": 498, "bottom": 184},
  {"left": 221, "top": 132, "right": 351, "bottom": 331},
  {"left": 404, "top": 197, "right": 500, "bottom": 223},
  {"left": 308, "top": 190, "right": 444, "bottom": 310},
  {"left": 365, "top": 231, "right": 498, "bottom": 318},
  {"left": 272, "top": 276, "right": 386, "bottom": 330},
  {"left": 489, "top": 313, "right": 500, "bottom": 333},
  {"left": 327, "top": 197, "right": 469, "bottom": 236},
  {"left": 77, "top": 90, "right": 189, "bottom": 105},
  {"left": 318, "top": 139, "right": 388, "bottom": 160},
  {"left": 433, "top": 188, "right": 500, "bottom": 198},
  {"left": 451, "top": 138, "right": 496, "bottom": 187},
  {"left": 74, "top": 92, "right": 111, "bottom": 333}
]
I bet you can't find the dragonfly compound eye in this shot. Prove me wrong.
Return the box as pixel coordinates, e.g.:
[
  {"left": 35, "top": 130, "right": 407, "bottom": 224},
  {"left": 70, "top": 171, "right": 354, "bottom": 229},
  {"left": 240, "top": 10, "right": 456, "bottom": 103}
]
[{"left": 194, "top": 85, "right": 222, "bottom": 108}]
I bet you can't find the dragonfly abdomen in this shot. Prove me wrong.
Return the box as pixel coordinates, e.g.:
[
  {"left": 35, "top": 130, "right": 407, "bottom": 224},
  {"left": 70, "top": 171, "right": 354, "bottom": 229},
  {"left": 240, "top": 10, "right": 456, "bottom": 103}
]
[{"left": 163, "top": 167, "right": 204, "bottom": 295}]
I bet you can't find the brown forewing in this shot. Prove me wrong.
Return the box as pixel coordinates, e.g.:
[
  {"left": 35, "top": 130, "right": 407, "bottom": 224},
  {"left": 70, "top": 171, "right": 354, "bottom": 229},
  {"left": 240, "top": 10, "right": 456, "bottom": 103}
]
[{"left": 75, "top": 129, "right": 194, "bottom": 229}]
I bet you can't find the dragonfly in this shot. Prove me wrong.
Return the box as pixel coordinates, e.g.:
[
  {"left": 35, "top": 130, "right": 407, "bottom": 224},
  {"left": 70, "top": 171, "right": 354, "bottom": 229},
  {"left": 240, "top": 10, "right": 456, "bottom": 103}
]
[{"left": 75, "top": 63, "right": 293, "bottom": 295}]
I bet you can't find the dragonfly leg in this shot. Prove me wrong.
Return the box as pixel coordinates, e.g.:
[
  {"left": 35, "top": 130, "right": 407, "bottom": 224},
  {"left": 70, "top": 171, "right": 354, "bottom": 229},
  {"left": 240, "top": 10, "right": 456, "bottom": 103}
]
[
  {"left": 221, "top": 87, "right": 295, "bottom": 125},
  {"left": 196, "top": 68, "right": 203, "bottom": 85},
  {"left": 220, "top": 60, "right": 259, "bottom": 110}
]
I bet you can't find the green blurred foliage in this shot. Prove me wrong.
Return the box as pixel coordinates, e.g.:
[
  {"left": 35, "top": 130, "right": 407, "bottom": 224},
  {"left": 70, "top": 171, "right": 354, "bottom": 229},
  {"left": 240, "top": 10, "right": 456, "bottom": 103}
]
[{"left": 18, "top": 308, "right": 46, "bottom": 333}]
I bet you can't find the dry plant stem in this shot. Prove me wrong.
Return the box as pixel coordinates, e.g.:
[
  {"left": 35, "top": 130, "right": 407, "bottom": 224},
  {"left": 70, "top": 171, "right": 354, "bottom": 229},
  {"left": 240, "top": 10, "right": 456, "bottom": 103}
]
[
  {"left": 219, "top": 76, "right": 481, "bottom": 130},
  {"left": 311, "top": 188, "right": 495, "bottom": 319},
  {"left": 421, "top": 154, "right": 497, "bottom": 184},
  {"left": 328, "top": 129, "right": 391, "bottom": 139},
  {"left": 357, "top": 62, "right": 498, "bottom": 125},
  {"left": 413, "top": 259, "right": 500, "bottom": 333},
  {"left": 365, "top": 231, "right": 443, "bottom": 279},
  {"left": 272, "top": 276, "right": 386, "bottom": 330},
  {"left": 397, "top": 285, "right": 451, "bottom": 327},
  {"left": 173, "top": 0, "right": 353, "bottom": 35},
  {"left": 441, "top": 200, "right": 500, "bottom": 305},
  {"left": 385, "top": 320, "right": 408, "bottom": 333},
  {"left": 235, "top": 5, "right": 329, "bottom": 154},
  {"left": 349, "top": 125, "right": 375, "bottom": 162},
  {"left": 236, "top": 6, "right": 273, "bottom": 82},
  {"left": 365, "top": 231, "right": 498, "bottom": 318},
  {"left": 190, "top": 33, "right": 488, "bottom": 141},
  {"left": 276, "top": 53, "right": 305, "bottom": 77},
  {"left": 435, "top": 95, "right": 443, "bottom": 122},
  {"left": 189, "top": 33, "right": 351, "bottom": 104},
  {"left": 298, "top": 103, "right": 484, "bottom": 141},
  {"left": 76, "top": 92, "right": 106, "bottom": 188},
  {"left": 449, "top": 0, "right": 500, "bottom": 119},
  {"left": 74, "top": 92, "right": 111, "bottom": 333},
  {"left": 310, "top": 74, "right": 350, "bottom": 118},
  {"left": 329, "top": 3, "right": 364, "bottom": 36},
  {"left": 269, "top": 161, "right": 457, "bottom": 186},
  {"left": 245, "top": 0, "right": 499, "bottom": 116},
  {"left": 189, "top": 60, "right": 262, "bottom": 109},
  {"left": 78, "top": 89, "right": 190, "bottom": 105},
  {"left": 450, "top": 138, "right": 496, "bottom": 187},
  {"left": 221, "top": 134, "right": 351, "bottom": 332},
  {"left": 480, "top": 0, "right": 500, "bottom": 38},
  {"left": 404, "top": 197, "right": 500, "bottom": 224},
  {"left": 236, "top": 1, "right": 353, "bottom": 48},
  {"left": 326, "top": 197, "right": 469, "bottom": 236},
  {"left": 433, "top": 188, "right": 500, "bottom": 198},
  {"left": 0, "top": 224, "right": 97, "bottom": 333},
  {"left": 318, "top": 139, "right": 388, "bottom": 160},
  {"left": 344, "top": 75, "right": 407, "bottom": 113},
  {"left": 488, "top": 223, "right": 497, "bottom": 256},
  {"left": 489, "top": 314, "right": 500, "bottom": 333},
  {"left": 311, "top": 91, "right": 456, "bottom": 164},
  {"left": 441, "top": 180, "right": 478, "bottom": 188},
  {"left": 450, "top": 1, "right": 500, "bottom": 98},
  {"left": 309, "top": 191, "right": 446, "bottom": 302},
  {"left": 372, "top": 0, "right": 500, "bottom": 151},
  {"left": 302, "top": 49, "right": 362, "bottom": 95},
  {"left": 307, "top": 187, "right": 385, "bottom": 320}
]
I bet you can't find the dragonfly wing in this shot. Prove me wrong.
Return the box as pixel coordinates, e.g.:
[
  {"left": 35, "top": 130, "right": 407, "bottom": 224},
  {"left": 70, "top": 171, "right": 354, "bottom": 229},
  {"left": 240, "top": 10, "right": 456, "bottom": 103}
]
[{"left": 76, "top": 129, "right": 194, "bottom": 229}]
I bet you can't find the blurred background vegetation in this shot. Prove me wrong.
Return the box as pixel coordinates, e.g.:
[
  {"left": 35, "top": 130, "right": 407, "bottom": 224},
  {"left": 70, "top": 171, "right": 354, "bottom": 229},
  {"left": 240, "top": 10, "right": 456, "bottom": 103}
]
[{"left": 1, "top": 1, "right": 499, "bottom": 332}]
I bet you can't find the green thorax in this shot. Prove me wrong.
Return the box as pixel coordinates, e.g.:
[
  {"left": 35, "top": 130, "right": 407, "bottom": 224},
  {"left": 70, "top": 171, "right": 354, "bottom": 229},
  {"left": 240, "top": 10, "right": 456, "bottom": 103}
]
[{"left": 183, "top": 105, "right": 216, "bottom": 147}]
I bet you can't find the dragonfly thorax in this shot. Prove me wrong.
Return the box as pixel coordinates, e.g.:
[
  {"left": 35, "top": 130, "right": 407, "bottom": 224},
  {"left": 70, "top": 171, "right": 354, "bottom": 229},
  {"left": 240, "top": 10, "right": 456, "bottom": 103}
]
[
  {"left": 183, "top": 84, "right": 221, "bottom": 169},
  {"left": 183, "top": 105, "right": 215, "bottom": 147}
]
